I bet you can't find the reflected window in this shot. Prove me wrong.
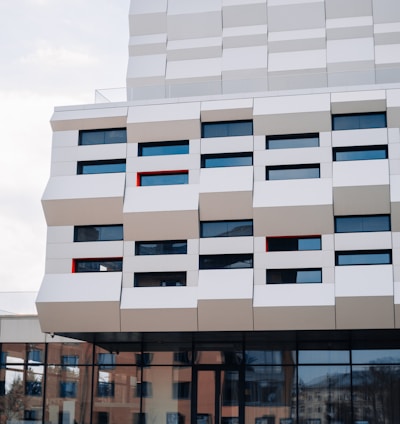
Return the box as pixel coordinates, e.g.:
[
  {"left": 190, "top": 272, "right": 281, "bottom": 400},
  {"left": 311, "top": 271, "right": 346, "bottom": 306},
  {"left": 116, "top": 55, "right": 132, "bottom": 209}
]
[
  {"left": 199, "top": 254, "right": 253, "bottom": 269},
  {"left": 135, "top": 240, "right": 187, "bottom": 255},
  {"left": 25, "top": 381, "right": 42, "bottom": 396},
  {"left": 172, "top": 382, "right": 191, "bottom": 399},
  {"left": 266, "top": 164, "right": 320, "bottom": 180},
  {"left": 267, "top": 269, "right": 322, "bottom": 284},
  {"left": 61, "top": 355, "right": 79, "bottom": 368},
  {"left": 97, "top": 381, "right": 114, "bottom": 397},
  {"left": 335, "top": 250, "right": 392, "bottom": 266},
  {"left": 98, "top": 353, "right": 116, "bottom": 369},
  {"left": 266, "top": 133, "right": 319, "bottom": 149},
  {"left": 335, "top": 215, "right": 390, "bottom": 233},
  {"left": 136, "top": 381, "right": 153, "bottom": 398},
  {"left": 28, "top": 349, "right": 43, "bottom": 363},
  {"left": 138, "top": 171, "right": 188, "bottom": 186},
  {"left": 74, "top": 224, "right": 123, "bottom": 242},
  {"left": 60, "top": 381, "right": 77, "bottom": 398},
  {"left": 77, "top": 159, "right": 126, "bottom": 174},
  {"left": 201, "top": 152, "right": 253, "bottom": 168},
  {"left": 200, "top": 220, "right": 253, "bottom": 238},
  {"left": 79, "top": 128, "right": 126, "bottom": 145},
  {"left": 332, "top": 112, "right": 386, "bottom": 130},
  {"left": 333, "top": 145, "right": 388, "bottom": 161},
  {"left": 136, "top": 353, "right": 153, "bottom": 367},
  {"left": 202, "top": 120, "right": 253, "bottom": 138},
  {"left": 267, "top": 236, "right": 321, "bottom": 251},
  {"left": 138, "top": 140, "right": 189, "bottom": 156}
]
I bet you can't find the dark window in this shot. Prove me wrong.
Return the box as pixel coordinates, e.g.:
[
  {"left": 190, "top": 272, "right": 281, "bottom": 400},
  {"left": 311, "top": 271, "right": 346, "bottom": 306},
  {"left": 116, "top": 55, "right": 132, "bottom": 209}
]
[
  {"left": 25, "top": 381, "right": 42, "bottom": 396},
  {"left": 266, "top": 164, "right": 320, "bottom": 180},
  {"left": 74, "top": 225, "right": 123, "bottom": 242},
  {"left": 333, "top": 145, "right": 388, "bottom": 161},
  {"left": 172, "top": 382, "right": 191, "bottom": 399},
  {"left": 136, "top": 382, "right": 152, "bottom": 397},
  {"left": 201, "top": 152, "right": 253, "bottom": 168},
  {"left": 199, "top": 254, "right": 253, "bottom": 269},
  {"left": 335, "top": 250, "right": 392, "bottom": 266},
  {"left": 133, "top": 413, "right": 146, "bottom": 424},
  {"left": 60, "top": 381, "right": 77, "bottom": 398},
  {"left": 0, "top": 352, "right": 6, "bottom": 367},
  {"left": 79, "top": 128, "right": 127, "bottom": 145},
  {"left": 134, "top": 272, "right": 186, "bottom": 287},
  {"left": 267, "top": 236, "right": 321, "bottom": 251},
  {"left": 0, "top": 381, "right": 5, "bottom": 396},
  {"left": 138, "top": 171, "right": 188, "bottom": 186},
  {"left": 77, "top": 159, "right": 125, "bottom": 174},
  {"left": 173, "top": 351, "right": 191, "bottom": 365},
  {"left": 267, "top": 268, "right": 322, "bottom": 284},
  {"left": 332, "top": 112, "right": 387, "bottom": 130},
  {"left": 135, "top": 240, "right": 187, "bottom": 255},
  {"left": 135, "top": 353, "right": 153, "bottom": 367},
  {"left": 73, "top": 258, "right": 122, "bottom": 273},
  {"left": 98, "top": 353, "right": 116, "bottom": 369},
  {"left": 61, "top": 355, "right": 79, "bottom": 368},
  {"left": 97, "top": 381, "right": 114, "bottom": 397},
  {"left": 98, "top": 412, "right": 109, "bottom": 424},
  {"left": 266, "top": 133, "right": 319, "bottom": 149},
  {"left": 138, "top": 140, "right": 189, "bottom": 156},
  {"left": 201, "top": 220, "right": 253, "bottom": 238},
  {"left": 335, "top": 215, "right": 390, "bottom": 233},
  {"left": 202, "top": 120, "right": 253, "bottom": 138}
]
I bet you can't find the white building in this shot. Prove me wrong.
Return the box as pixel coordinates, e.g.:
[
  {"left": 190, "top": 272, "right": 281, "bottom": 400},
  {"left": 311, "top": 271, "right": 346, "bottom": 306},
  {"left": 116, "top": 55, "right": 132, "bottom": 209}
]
[{"left": 3, "top": 1, "right": 400, "bottom": 424}]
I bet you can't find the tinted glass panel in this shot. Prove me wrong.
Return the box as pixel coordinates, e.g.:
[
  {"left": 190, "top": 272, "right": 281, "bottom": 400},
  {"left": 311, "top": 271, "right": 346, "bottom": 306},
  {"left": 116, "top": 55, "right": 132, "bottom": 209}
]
[
  {"left": 201, "top": 220, "right": 253, "bottom": 238},
  {"left": 139, "top": 172, "right": 188, "bottom": 186},
  {"left": 74, "top": 258, "right": 122, "bottom": 272},
  {"left": 266, "top": 133, "right": 319, "bottom": 149},
  {"left": 134, "top": 272, "right": 186, "bottom": 287},
  {"left": 135, "top": 240, "right": 187, "bottom": 255},
  {"left": 201, "top": 152, "right": 253, "bottom": 168},
  {"left": 299, "top": 350, "right": 350, "bottom": 364},
  {"left": 202, "top": 120, "right": 253, "bottom": 138},
  {"left": 267, "top": 269, "right": 322, "bottom": 284},
  {"left": 77, "top": 160, "right": 126, "bottom": 174},
  {"left": 335, "top": 215, "right": 390, "bottom": 233},
  {"left": 335, "top": 250, "right": 392, "bottom": 265},
  {"left": 332, "top": 112, "right": 386, "bottom": 130},
  {"left": 199, "top": 254, "right": 253, "bottom": 269},
  {"left": 352, "top": 349, "right": 400, "bottom": 364},
  {"left": 266, "top": 164, "right": 320, "bottom": 180},
  {"left": 333, "top": 145, "right": 388, "bottom": 161},
  {"left": 74, "top": 225, "right": 123, "bottom": 242},
  {"left": 79, "top": 128, "right": 127, "bottom": 145},
  {"left": 267, "top": 236, "right": 321, "bottom": 251},
  {"left": 138, "top": 140, "right": 189, "bottom": 156}
]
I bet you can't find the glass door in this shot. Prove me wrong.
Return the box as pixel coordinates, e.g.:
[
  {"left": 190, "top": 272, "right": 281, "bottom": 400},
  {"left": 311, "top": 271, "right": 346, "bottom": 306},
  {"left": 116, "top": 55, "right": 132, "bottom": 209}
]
[{"left": 195, "top": 368, "right": 241, "bottom": 424}]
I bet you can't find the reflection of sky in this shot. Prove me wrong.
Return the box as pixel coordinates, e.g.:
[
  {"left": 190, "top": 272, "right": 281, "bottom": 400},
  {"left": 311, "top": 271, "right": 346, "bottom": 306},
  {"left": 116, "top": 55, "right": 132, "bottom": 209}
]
[
  {"left": 298, "top": 366, "right": 350, "bottom": 386},
  {"left": 5, "top": 365, "right": 44, "bottom": 392},
  {"left": 352, "top": 349, "right": 400, "bottom": 364}
]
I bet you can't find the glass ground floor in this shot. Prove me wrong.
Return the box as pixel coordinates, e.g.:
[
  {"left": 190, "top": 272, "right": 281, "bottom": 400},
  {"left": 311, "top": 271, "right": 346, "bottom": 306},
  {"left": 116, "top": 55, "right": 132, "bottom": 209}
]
[{"left": 2, "top": 330, "right": 400, "bottom": 424}]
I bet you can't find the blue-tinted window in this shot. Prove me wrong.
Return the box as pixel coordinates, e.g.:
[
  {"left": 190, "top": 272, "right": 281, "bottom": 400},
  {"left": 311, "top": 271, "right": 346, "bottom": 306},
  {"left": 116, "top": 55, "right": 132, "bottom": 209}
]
[
  {"left": 74, "top": 258, "right": 122, "bottom": 273},
  {"left": 134, "top": 272, "right": 186, "bottom": 287},
  {"left": 60, "top": 381, "right": 77, "bottom": 398},
  {"left": 97, "top": 382, "right": 114, "bottom": 397},
  {"left": 136, "top": 382, "right": 152, "bottom": 398},
  {"left": 139, "top": 171, "right": 188, "bottom": 186},
  {"left": 61, "top": 355, "right": 79, "bottom": 368},
  {"left": 352, "top": 349, "right": 400, "bottom": 364},
  {"left": 98, "top": 353, "right": 116, "bottom": 369},
  {"left": 201, "top": 220, "right": 253, "bottom": 238},
  {"left": 332, "top": 112, "right": 387, "bottom": 130},
  {"left": 79, "top": 128, "right": 127, "bottom": 145},
  {"left": 201, "top": 152, "right": 253, "bottom": 168},
  {"left": 77, "top": 159, "right": 126, "bottom": 174},
  {"left": 266, "top": 164, "right": 320, "bottom": 180},
  {"left": 135, "top": 240, "right": 187, "bottom": 255},
  {"left": 25, "top": 381, "right": 42, "bottom": 396},
  {"left": 267, "top": 236, "right": 321, "bottom": 252},
  {"left": 333, "top": 145, "right": 388, "bottom": 161},
  {"left": 74, "top": 225, "right": 123, "bottom": 242},
  {"left": 28, "top": 350, "right": 43, "bottom": 363},
  {"left": 335, "top": 215, "right": 390, "bottom": 233},
  {"left": 266, "top": 133, "right": 319, "bottom": 149},
  {"left": 199, "top": 254, "right": 253, "bottom": 269},
  {"left": 298, "top": 350, "right": 350, "bottom": 364},
  {"left": 267, "top": 268, "right": 322, "bottom": 284},
  {"left": 202, "top": 120, "right": 253, "bottom": 138},
  {"left": 335, "top": 250, "right": 392, "bottom": 266},
  {"left": 138, "top": 140, "right": 189, "bottom": 156}
]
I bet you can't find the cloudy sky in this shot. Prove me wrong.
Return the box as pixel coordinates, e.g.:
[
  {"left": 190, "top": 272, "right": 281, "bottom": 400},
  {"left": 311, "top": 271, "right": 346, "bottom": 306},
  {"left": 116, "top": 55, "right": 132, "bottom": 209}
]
[{"left": 0, "top": 0, "right": 130, "bottom": 293}]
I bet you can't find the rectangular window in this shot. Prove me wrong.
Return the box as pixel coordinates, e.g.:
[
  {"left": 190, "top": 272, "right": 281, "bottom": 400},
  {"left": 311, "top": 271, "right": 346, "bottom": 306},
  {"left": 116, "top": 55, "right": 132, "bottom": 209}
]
[
  {"left": 136, "top": 382, "right": 153, "bottom": 398},
  {"left": 333, "top": 145, "right": 388, "bottom": 161},
  {"left": 199, "top": 254, "right": 253, "bottom": 269},
  {"left": 202, "top": 120, "right": 253, "bottom": 138},
  {"left": 332, "top": 112, "right": 387, "bottom": 130},
  {"left": 28, "top": 349, "right": 43, "bottom": 363},
  {"left": 135, "top": 353, "right": 153, "bottom": 367},
  {"left": 335, "top": 250, "right": 392, "bottom": 266},
  {"left": 266, "top": 133, "right": 319, "bottom": 149},
  {"left": 335, "top": 215, "right": 390, "bottom": 233},
  {"left": 73, "top": 258, "right": 122, "bottom": 273},
  {"left": 172, "top": 382, "right": 191, "bottom": 399},
  {"left": 266, "top": 164, "right": 320, "bottom": 180},
  {"left": 138, "top": 140, "right": 189, "bottom": 156},
  {"left": 60, "top": 381, "right": 77, "bottom": 398},
  {"left": 138, "top": 171, "right": 188, "bottom": 186},
  {"left": 200, "top": 220, "right": 253, "bottom": 238},
  {"left": 134, "top": 272, "right": 186, "bottom": 287},
  {"left": 61, "top": 355, "right": 79, "bottom": 368},
  {"left": 97, "top": 381, "right": 114, "bottom": 397},
  {"left": 79, "top": 128, "right": 127, "bottom": 145},
  {"left": 267, "top": 236, "right": 321, "bottom": 252},
  {"left": 201, "top": 152, "right": 253, "bottom": 168},
  {"left": 267, "top": 268, "right": 322, "bottom": 284},
  {"left": 135, "top": 240, "right": 187, "bottom": 255},
  {"left": 74, "top": 225, "right": 123, "bottom": 242},
  {"left": 77, "top": 159, "right": 125, "bottom": 174},
  {"left": 98, "top": 353, "right": 116, "bottom": 369},
  {"left": 25, "top": 381, "right": 42, "bottom": 396}
]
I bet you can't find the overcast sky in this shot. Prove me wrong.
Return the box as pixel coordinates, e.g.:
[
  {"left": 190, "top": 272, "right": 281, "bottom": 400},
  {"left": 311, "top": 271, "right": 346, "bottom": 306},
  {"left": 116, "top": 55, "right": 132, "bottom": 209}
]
[{"left": 0, "top": 0, "right": 130, "bottom": 293}]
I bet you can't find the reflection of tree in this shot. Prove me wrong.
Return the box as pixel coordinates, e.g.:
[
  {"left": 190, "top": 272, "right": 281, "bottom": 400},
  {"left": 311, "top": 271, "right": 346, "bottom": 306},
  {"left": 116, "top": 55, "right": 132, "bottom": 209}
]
[{"left": 0, "top": 377, "right": 25, "bottom": 423}]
